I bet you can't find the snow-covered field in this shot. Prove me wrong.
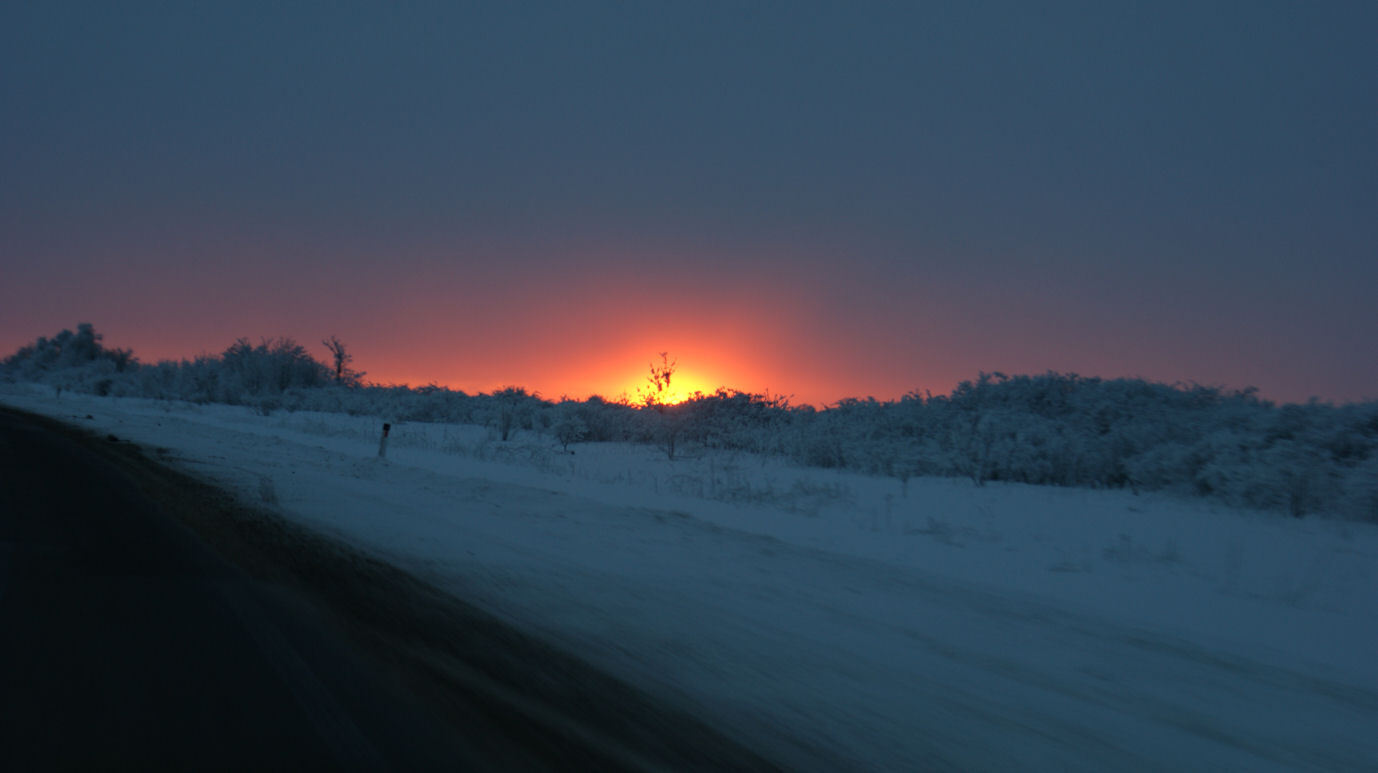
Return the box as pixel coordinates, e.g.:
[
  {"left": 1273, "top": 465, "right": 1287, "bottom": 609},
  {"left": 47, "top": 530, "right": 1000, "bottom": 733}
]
[{"left": 5, "top": 384, "right": 1375, "bottom": 771}]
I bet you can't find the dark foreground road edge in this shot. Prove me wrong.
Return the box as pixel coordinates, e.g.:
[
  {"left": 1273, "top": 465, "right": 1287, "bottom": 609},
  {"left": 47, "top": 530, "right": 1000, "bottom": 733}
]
[{"left": 0, "top": 405, "right": 780, "bottom": 771}]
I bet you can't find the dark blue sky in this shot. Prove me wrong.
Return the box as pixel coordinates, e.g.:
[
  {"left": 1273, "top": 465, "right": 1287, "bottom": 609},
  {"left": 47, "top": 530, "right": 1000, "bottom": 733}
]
[{"left": 3, "top": 2, "right": 1374, "bottom": 403}]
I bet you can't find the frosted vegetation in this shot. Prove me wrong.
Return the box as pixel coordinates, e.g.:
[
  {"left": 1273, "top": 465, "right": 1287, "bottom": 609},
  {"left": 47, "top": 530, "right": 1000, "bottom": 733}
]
[{"left": 6, "top": 324, "right": 1376, "bottom": 523}]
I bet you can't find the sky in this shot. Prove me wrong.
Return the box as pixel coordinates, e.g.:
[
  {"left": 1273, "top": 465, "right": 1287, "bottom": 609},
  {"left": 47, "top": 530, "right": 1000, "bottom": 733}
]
[{"left": 2, "top": 1, "right": 1374, "bottom": 405}]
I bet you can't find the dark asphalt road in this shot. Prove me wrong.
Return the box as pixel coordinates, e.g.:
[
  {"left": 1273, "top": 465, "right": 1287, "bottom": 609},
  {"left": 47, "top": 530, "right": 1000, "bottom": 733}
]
[{"left": 0, "top": 406, "right": 776, "bottom": 771}]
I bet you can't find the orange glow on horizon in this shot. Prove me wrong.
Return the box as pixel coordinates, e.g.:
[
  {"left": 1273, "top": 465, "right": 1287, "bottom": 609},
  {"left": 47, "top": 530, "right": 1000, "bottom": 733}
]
[
  {"left": 362, "top": 345, "right": 779, "bottom": 406},
  {"left": 1, "top": 239, "right": 956, "bottom": 407}
]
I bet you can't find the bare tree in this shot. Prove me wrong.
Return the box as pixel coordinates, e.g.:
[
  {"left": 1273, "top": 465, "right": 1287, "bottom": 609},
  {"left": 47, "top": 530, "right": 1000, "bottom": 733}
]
[
  {"left": 643, "top": 352, "right": 677, "bottom": 408},
  {"left": 639, "top": 352, "right": 687, "bottom": 460},
  {"left": 321, "top": 336, "right": 360, "bottom": 385}
]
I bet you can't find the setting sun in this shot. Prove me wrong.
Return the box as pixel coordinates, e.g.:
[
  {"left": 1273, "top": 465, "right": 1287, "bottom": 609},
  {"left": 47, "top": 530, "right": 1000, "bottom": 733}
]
[
  {"left": 637, "top": 376, "right": 717, "bottom": 405},
  {"left": 627, "top": 353, "right": 720, "bottom": 406}
]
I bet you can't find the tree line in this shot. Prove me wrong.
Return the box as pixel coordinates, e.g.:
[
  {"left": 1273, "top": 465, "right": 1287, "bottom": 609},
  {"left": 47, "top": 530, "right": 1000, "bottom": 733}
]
[{"left": 5, "top": 324, "right": 1375, "bottom": 522}]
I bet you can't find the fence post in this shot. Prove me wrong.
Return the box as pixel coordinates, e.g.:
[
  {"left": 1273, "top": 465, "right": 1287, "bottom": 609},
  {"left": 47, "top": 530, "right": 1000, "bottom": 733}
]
[{"left": 378, "top": 422, "right": 391, "bottom": 459}]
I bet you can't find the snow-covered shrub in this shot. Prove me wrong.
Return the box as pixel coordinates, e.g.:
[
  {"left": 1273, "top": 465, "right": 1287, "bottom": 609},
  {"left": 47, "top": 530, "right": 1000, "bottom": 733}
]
[
  {"left": 552, "top": 400, "right": 589, "bottom": 451},
  {"left": 2, "top": 323, "right": 136, "bottom": 384},
  {"left": 217, "top": 337, "right": 329, "bottom": 401}
]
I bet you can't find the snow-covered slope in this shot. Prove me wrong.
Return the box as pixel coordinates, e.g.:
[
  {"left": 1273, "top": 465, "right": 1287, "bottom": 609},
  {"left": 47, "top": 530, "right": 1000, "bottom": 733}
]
[{"left": 5, "top": 385, "right": 1375, "bottom": 770}]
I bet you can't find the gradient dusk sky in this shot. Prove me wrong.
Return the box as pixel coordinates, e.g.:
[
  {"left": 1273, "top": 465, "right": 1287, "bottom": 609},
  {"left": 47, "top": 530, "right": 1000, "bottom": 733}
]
[{"left": 2, "top": 2, "right": 1374, "bottom": 405}]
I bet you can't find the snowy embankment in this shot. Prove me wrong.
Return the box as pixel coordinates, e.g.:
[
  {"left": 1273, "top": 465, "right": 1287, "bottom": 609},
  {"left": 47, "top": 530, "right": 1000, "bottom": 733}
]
[{"left": 4, "top": 384, "right": 1375, "bottom": 771}]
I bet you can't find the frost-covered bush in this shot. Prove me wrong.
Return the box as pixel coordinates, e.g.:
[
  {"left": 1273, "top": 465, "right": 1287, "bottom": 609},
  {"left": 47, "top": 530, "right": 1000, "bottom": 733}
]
[
  {"left": 552, "top": 400, "right": 589, "bottom": 451},
  {"left": 2, "top": 323, "right": 135, "bottom": 385},
  {"left": 770, "top": 373, "right": 1377, "bottom": 520},
  {"left": 675, "top": 389, "right": 794, "bottom": 454},
  {"left": 566, "top": 395, "right": 640, "bottom": 443},
  {"left": 216, "top": 338, "right": 330, "bottom": 401}
]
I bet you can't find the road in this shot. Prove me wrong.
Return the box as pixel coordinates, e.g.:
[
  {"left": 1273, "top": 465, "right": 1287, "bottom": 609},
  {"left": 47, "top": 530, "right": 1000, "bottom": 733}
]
[{"left": 0, "top": 406, "right": 774, "bottom": 771}]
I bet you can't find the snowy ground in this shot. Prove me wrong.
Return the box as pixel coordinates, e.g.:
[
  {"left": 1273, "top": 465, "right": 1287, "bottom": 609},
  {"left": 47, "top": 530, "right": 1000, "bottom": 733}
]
[{"left": 4, "top": 384, "right": 1375, "bottom": 771}]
